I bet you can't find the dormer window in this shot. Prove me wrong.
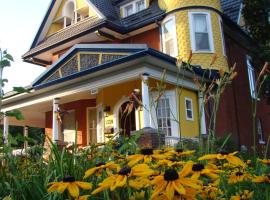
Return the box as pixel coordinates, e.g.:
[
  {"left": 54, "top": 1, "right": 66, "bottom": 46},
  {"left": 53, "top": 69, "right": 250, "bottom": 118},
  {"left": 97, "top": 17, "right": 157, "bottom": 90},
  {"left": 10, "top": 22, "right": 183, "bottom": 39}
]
[{"left": 122, "top": 0, "right": 146, "bottom": 18}]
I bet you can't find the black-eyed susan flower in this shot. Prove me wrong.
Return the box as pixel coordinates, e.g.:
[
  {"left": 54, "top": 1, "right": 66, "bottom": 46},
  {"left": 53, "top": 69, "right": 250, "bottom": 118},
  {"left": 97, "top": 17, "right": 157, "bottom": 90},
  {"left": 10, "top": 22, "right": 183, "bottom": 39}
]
[
  {"left": 48, "top": 176, "right": 92, "bottom": 198},
  {"left": 130, "top": 191, "right": 145, "bottom": 200},
  {"left": 84, "top": 162, "right": 119, "bottom": 179},
  {"left": 151, "top": 187, "right": 198, "bottom": 200},
  {"left": 230, "top": 190, "right": 253, "bottom": 200},
  {"left": 129, "top": 177, "right": 151, "bottom": 190},
  {"left": 152, "top": 159, "right": 185, "bottom": 169},
  {"left": 228, "top": 170, "right": 251, "bottom": 184},
  {"left": 91, "top": 164, "right": 154, "bottom": 194},
  {"left": 127, "top": 148, "right": 167, "bottom": 166},
  {"left": 151, "top": 168, "right": 202, "bottom": 200},
  {"left": 76, "top": 195, "right": 90, "bottom": 200},
  {"left": 180, "top": 161, "right": 220, "bottom": 180},
  {"left": 198, "top": 151, "right": 245, "bottom": 167},
  {"left": 172, "top": 149, "right": 196, "bottom": 157}
]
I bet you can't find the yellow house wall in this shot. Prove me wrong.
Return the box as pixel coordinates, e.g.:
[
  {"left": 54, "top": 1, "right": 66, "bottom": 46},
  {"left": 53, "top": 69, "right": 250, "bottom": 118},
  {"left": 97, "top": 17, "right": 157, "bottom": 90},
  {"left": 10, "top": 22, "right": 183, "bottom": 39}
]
[
  {"left": 174, "top": 10, "right": 228, "bottom": 70},
  {"left": 178, "top": 88, "right": 199, "bottom": 138},
  {"left": 158, "top": 0, "right": 221, "bottom": 12}
]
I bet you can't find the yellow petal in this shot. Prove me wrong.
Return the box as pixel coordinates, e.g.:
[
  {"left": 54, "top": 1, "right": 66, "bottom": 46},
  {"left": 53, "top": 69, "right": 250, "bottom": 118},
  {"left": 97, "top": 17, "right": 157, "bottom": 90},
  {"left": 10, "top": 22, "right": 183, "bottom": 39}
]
[
  {"left": 165, "top": 182, "right": 175, "bottom": 200},
  {"left": 91, "top": 186, "right": 108, "bottom": 195},
  {"left": 128, "top": 155, "right": 144, "bottom": 167},
  {"left": 48, "top": 183, "right": 61, "bottom": 193},
  {"left": 78, "top": 195, "right": 90, "bottom": 200},
  {"left": 115, "top": 175, "right": 127, "bottom": 188},
  {"left": 132, "top": 164, "right": 154, "bottom": 177},
  {"left": 67, "top": 182, "right": 80, "bottom": 198},
  {"left": 179, "top": 161, "right": 193, "bottom": 177},
  {"left": 173, "top": 180, "right": 186, "bottom": 195},
  {"left": 198, "top": 154, "right": 218, "bottom": 160},
  {"left": 191, "top": 172, "right": 201, "bottom": 180},
  {"left": 84, "top": 168, "right": 97, "bottom": 179},
  {"left": 57, "top": 182, "right": 69, "bottom": 193},
  {"left": 227, "top": 155, "right": 245, "bottom": 167},
  {"left": 151, "top": 179, "right": 167, "bottom": 199},
  {"left": 75, "top": 182, "right": 92, "bottom": 190}
]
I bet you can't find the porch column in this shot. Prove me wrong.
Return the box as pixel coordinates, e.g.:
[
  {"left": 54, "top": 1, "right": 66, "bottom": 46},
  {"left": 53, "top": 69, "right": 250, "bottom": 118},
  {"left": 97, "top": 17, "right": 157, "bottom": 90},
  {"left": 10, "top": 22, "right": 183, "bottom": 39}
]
[
  {"left": 141, "top": 73, "right": 151, "bottom": 127},
  {"left": 198, "top": 92, "right": 207, "bottom": 135},
  {"left": 52, "top": 98, "right": 60, "bottom": 143},
  {"left": 24, "top": 126, "right": 29, "bottom": 150},
  {"left": 3, "top": 114, "right": 9, "bottom": 145}
]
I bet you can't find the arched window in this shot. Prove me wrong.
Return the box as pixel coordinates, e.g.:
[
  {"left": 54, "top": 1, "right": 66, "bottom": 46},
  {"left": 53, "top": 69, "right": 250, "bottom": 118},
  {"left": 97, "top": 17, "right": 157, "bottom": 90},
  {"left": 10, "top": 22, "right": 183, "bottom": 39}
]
[{"left": 63, "top": 0, "right": 76, "bottom": 27}]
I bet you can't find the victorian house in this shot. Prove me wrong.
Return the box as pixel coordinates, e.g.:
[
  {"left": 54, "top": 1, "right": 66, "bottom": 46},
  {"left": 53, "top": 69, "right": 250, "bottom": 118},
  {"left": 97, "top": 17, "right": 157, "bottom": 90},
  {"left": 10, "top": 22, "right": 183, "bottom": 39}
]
[{"left": 2, "top": 0, "right": 270, "bottom": 149}]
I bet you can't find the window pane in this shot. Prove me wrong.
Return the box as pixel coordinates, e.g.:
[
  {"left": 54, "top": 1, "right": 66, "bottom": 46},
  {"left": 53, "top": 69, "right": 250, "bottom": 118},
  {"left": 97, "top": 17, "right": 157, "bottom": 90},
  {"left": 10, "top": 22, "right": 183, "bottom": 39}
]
[
  {"left": 195, "top": 33, "right": 210, "bottom": 51},
  {"left": 163, "top": 19, "right": 174, "bottom": 40},
  {"left": 194, "top": 14, "right": 207, "bottom": 32},
  {"left": 165, "top": 39, "right": 175, "bottom": 56},
  {"left": 187, "top": 110, "right": 193, "bottom": 119},
  {"left": 185, "top": 100, "right": 191, "bottom": 109},
  {"left": 136, "top": 0, "right": 145, "bottom": 12},
  {"left": 125, "top": 4, "right": 133, "bottom": 17}
]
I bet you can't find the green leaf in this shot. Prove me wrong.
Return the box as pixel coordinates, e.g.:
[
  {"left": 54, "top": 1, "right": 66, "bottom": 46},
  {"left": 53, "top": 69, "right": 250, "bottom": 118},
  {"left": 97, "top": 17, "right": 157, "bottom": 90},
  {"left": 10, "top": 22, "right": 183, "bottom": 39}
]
[
  {"left": 4, "top": 53, "right": 14, "bottom": 62},
  {"left": 0, "top": 59, "right": 10, "bottom": 68},
  {"left": 6, "top": 110, "right": 24, "bottom": 120},
  {"left": 13, "top": 87, "right": 29, "bottom": 94}
]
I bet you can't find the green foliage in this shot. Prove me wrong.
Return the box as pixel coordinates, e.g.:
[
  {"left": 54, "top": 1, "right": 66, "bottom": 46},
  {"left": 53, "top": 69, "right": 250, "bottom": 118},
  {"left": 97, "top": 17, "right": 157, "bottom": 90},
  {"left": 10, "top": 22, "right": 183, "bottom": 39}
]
[{"left": 242, "top": 0, "right": 270, "bottom": 62}]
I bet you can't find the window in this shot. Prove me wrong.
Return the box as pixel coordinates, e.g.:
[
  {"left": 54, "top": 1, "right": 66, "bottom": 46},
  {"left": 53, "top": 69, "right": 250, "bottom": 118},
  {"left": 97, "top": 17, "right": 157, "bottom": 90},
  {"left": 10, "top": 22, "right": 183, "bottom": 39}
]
[
  {"left": 185, "top": 98, "right": 194, "bottom": 121},
  {"left": 161, "top": 16, "right": 178, "bottom": 57},
  {"left": 157, "top": 98, "right": 172, "bottom": 136},
  {"left": 219, "top": 17, "right": 226, "bottom": 56},
  {"left": 122, "top": 0, "right": 146, "bottom": 18},
  {"left": 62, "top": 110, "right": 76, "bottom": 143},
  {"left": 246, "top": 55, "right": 257, "bottom": 99},
  {"left": 257, "top": 118, "right": 265, "bottom": 144},
  {"left": 189, "top": 12, "right": 214, "bottom": 52}
]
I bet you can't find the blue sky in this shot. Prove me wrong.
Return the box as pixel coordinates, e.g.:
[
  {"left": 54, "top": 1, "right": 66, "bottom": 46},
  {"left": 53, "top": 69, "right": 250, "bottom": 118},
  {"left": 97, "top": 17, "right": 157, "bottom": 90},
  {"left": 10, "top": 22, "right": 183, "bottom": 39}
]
[{"left": 0, "top": 0, "right": 51, "bottom": 91}]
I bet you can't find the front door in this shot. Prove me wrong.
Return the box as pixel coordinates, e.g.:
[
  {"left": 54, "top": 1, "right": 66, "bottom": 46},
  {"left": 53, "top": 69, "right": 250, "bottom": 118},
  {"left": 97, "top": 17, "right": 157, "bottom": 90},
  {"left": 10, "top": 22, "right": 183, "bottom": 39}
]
[
  {"left": 87, "top": 108, "right": 97, "bottom": 144},
  {"left": 119, "top": 102, "right": 136, "bottom": 136}
]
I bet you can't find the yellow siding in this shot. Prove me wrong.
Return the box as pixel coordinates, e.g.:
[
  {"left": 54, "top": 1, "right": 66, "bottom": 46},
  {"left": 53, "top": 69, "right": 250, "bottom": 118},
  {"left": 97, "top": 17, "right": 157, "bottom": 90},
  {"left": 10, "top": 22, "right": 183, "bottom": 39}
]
[
  {"left": 158, "top": 0, "right": 221, "bottom": 12},
  {"left": 76, "top": 0, "right": 87, "bottom": 9},
  {"left": 46, "top": 24, "right": 63, "bottom": 37},
  {"left": 178, "top": 88, "right": 199, "bottom": 138},
  {"left": 174, "top": 10, "right": 228, "bottom": 70}
]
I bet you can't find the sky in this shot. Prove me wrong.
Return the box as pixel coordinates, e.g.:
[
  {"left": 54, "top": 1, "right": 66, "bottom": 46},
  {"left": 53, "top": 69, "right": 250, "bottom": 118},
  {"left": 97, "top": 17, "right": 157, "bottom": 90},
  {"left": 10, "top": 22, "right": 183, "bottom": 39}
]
[{"left": 0, "top": 0, "right": 51, "bottom": 92}]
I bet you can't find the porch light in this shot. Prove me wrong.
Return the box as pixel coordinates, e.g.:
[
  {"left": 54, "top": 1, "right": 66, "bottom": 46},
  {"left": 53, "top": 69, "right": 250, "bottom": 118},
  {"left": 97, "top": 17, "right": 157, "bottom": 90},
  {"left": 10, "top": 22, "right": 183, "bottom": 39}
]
[{"left": 103, "top": 106, "right": 111, "bottom": 117}]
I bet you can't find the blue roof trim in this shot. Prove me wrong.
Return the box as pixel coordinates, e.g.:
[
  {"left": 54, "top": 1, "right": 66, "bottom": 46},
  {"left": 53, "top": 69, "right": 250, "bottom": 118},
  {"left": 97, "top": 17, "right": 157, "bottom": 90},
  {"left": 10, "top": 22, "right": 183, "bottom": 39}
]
[
  {"left": 33, "top": 48, "right": 219, "bottom": 90},
  {"left": 30, "top": 0, "right": 56, "bottom": 48}
]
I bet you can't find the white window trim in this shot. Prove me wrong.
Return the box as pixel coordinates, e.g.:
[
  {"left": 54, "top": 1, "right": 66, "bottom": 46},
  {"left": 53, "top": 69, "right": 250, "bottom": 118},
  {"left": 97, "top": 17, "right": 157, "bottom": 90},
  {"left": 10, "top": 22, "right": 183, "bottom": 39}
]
[
  {"left": 185, "top": 97, "right": 194, "bottom": 121},
  {"left": 188, "top": 12, "right": 215, "bottom": 53},
  {"left": 121, "top": 0, "right": 146, "bottom": 18},
  {"left": 161, "top": 15, "right": 179, "bottom": 57},
  {"left": 246, "top": 55, "right": 257, "bottom": 99},
  {"left": 219, "top": 17, "right": 227, "bottom": 57}
]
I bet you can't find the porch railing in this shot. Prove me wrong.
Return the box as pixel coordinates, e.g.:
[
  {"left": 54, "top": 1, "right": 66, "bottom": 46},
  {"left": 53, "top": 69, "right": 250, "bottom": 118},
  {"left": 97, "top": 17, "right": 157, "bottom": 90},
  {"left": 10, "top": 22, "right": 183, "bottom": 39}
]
[{"left": 165, "top": 136, "right": 180, "bottom": 147}]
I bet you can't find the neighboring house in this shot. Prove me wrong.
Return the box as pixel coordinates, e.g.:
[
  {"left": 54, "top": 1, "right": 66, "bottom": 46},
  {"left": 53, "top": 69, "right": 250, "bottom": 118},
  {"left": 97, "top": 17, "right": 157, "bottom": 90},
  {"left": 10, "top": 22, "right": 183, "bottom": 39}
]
[{"left": 2, "top": 0, "right": 269, "bottom": 149}]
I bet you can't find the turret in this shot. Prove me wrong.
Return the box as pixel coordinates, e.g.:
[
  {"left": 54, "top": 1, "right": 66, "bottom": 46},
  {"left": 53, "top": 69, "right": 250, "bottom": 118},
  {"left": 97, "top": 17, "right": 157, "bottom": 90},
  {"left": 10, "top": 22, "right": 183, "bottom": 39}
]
[{"left": 159, "top": 0, "right": 228, "bottom": 69}]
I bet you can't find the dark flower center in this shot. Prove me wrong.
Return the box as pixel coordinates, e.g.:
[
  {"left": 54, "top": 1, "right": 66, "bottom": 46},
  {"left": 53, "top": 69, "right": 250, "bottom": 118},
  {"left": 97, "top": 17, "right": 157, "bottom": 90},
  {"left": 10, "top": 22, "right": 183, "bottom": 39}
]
[
  {"left": 96, "top": 162, "right": 106, "bottom": 167},
  {"left": 164, "top": 169, "right": 179, "bottom": 181},
  {"left": 192, "top": 163, "right": 205, "bottom": 171},
  {"left": 176, "top": 149, "right": 184, "bottom": 153},
  {"left": 63, "top": 176, "right": 75, "bottom": 182},
  {"left": 235, "top": 171, "right": 243, "bottom": 176},
  {"left": 219, "top": 150, "right": 229, "bottom": 155},
  {"left": 118, "top": 166, "right": 131, "bottom": 175},
  {"left": 141, "top": 148, "right": 153, "bottom": 155}
]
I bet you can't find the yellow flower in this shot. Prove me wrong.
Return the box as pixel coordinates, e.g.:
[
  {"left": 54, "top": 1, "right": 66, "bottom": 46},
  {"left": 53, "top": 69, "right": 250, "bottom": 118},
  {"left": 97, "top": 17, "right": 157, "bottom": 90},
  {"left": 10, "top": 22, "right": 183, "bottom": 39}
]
[
  {"left": 230, "top": 190, "right": 253, "bottom": 200},
  {"left": 48, "top": 176, "right": 92, "bottom": 198},
  {"left": 253, "top": 174, "right": 270, "bottom": 183},
  {"left": 151, "top": 168, "right": 202, "bottom": 200},
  {"left": 151, "top": 187, "right": 198, "bottom": 200},
  {"left": 92, "top": 164, "right": 154, "bottom": 195},
  {"left": 153, "top": 159, "right": 185, "bottom": 168},
  {"left": 127, "top": 148, "right": 167, "bottom": 166},
  {"left": 201, "top": 184, "right": 223, "bottom": 200},
  {"left": 180, "top": 161, "right": 221, "bottom": 180},
  {"left": 129, "top": 177, "right": 151, "bottom": 190},
  {"left": 198, "top": 151, "right": 245, "bottom": 167},
  {"left": 228, "top": 170, "right": 251, "bottom": 184},
  {"left": 84, "top": 162, "right": 119, "bottom": 179},
  {"left": 172, "top": 149, "right": 196, "bottom": 157}
]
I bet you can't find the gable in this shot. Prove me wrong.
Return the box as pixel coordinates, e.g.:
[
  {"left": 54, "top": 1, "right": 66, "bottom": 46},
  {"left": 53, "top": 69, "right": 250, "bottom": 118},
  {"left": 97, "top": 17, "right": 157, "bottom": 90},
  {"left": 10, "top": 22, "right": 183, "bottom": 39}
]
[
  {"left": 32, "top": 44, "right": 148, "bottom": 87},
  {"left": 32, "top": 0, "right": 104, "bottom": 48}
]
